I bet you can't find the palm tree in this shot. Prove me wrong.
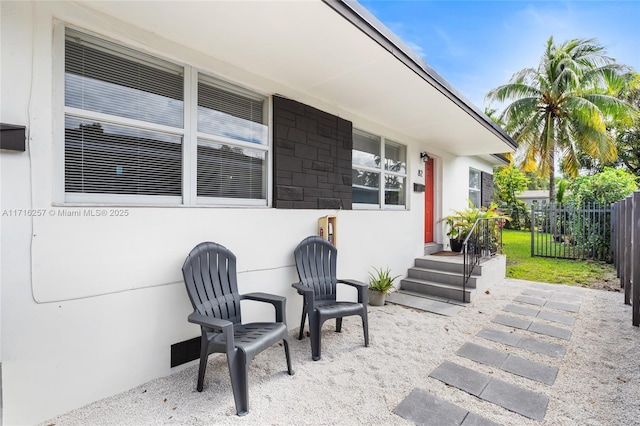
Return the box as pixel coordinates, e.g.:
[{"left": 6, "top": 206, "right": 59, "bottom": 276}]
[{"left": 486, "top": 37, "right": 638, "bottom": 201}]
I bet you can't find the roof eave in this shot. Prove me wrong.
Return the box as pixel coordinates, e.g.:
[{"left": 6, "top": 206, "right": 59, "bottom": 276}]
[{"left": 323, "top": 0, "right": 518, "bottom": 152}]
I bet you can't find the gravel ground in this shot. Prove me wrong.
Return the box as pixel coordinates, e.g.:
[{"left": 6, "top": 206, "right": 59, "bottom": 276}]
[{"left": 42, "top": 278, "right": 640, "bottom": 426}]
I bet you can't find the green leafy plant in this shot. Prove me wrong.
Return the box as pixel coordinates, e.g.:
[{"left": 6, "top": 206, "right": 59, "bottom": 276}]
[
  {"left": 368, "top": 267, "right": 400, "bottom": 295},
  {"left": 441, "top": 202, "right": 511, "bottom": 242}
]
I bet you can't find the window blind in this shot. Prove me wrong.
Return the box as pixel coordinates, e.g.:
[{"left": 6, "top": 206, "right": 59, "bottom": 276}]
[
  {"left": 197, "top": 77, "right": 267, "bottom": 145},
  {"left": 65, "top": 118, "right": 182, "bottom": 196},
  {"left": 197, "top": 141, "right": 265, "bottom": 199},
  {"left": 65, "top": 30, "right": 184, "bottom": 128}
]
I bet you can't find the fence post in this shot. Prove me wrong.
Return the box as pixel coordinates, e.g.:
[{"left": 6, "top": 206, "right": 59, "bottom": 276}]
[
  {"left": 611, "top": 203, "right": 617, "bottom": 271},
  {"left": 633, "top": 192, "right": 640, "bottom": 326},
  {"left": 530, "top": 204, "right": 535, "bottom": 257},
  {"left": 624, "top": 197, "right": 632, "bottom": 305},
  {"left": 620, "top": 200, "right": 626, "bottom": 288},
  {"left": 617, "top": 200, "right": 623, "bottom": 280}
]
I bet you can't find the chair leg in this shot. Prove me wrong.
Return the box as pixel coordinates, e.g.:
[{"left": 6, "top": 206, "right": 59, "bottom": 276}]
[
  {"left": 335, "top": 317, "right": 343, "bottom": 333},
  {"left": 298, "top": 305, "right": 307, "bottom": 340},
  {"left": 228, "top": 349, "right": 249, "bottom": 416},
  {"left": 361, "top": 310, "right": 370, "bottom": 347},
  {"left": 283, "top": 338, "right": 295, "bottom": 375},
  {"left": 196, "top": 334, "right": 209, "bottom": 392},
  {"left": 309, "top": 311, "right": 322, "bottom": 361}
]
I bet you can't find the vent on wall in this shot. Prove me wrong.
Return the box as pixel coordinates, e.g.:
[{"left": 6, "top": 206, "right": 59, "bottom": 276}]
[
  {"left": 0, "top": 124, "right": 26, "bottom": 152},
  {"left": 170, "top": 336, "right": 201, "bottom": 368}
]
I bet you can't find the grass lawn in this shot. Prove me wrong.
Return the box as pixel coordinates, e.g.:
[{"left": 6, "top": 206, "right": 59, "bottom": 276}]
[{"left": 501, "top": 229, "right": 617, "bottom": 288}]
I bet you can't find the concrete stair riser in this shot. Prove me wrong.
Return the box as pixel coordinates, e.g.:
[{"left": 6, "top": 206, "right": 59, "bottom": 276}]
[
  {"left": 400, "top": 278, "right": 472, "bottom": 303},
  {"left": 407, "top": 267, "right": 478, "bottom": 288},
  {"left": 414, "top": 257, "right": 484, "bottom": 275}
]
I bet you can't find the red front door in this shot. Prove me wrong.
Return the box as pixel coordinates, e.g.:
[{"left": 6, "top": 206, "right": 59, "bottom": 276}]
[{"left": 424, "top": 158, "right": 434, "bottom": 243}]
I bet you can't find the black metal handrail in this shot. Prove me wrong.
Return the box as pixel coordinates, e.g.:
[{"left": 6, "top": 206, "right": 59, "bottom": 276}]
[{"left": 461, "top": 217, "right": 504, "bottom": 302}]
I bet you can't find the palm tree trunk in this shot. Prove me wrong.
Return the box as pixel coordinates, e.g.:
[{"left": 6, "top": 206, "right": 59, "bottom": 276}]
[{"left": 547, "top": 112, "right": 556, "bottom": 204}]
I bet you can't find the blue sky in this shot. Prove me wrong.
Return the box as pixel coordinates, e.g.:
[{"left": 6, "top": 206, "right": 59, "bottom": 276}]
[{"left": 358, "top": 0, "right": 640, "bottom": 111}]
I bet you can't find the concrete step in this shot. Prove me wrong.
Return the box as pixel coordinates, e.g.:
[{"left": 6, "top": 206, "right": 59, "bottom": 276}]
[
  {"left": 392, "top": 289, "right": 467, "bottom": 306},
  {"left": 400, "top": 278, "right": 473, "bottom": 303},
  {"left": 386, "top": 291, "right": 465, "bottom": 316},
  {"left": 406, "top": 267, "right": 478, "bottom": 288},
  {"left": 424, "top": 243, "right": 444, "bottom": 255},
  {"left": 414, "top": 255, "right": 485, "bottom": 275}
]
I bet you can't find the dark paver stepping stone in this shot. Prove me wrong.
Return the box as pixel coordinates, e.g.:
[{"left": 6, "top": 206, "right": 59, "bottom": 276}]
[
  {"left": 518, "top": 336, "right": 566, "bottom": 358},
  {"left": 545, "top": 300, "right": 580, "bottom": 313},
  {"left": 528, "top": 322, "right": 572, "bottom": 340},
  {"left": 457, "top": 342, "right": 558, "bottom": 385},
  {"left": 461, "top": 412, "right": 501, "bottom": 426},
  {"left": 537, "top": 310, "right": 576, "bottom": 326},
  {"left": 492, "top": 314, "right": 533, "bottom": 330},
  {"left": 477, "top": 327, "right": 521, "bottom": 346},
  {"left": 478, "top": 328, "right": 566, "bottom": 358},
  {"left": 456, "top": 342, "right": 507, "bottom": 368},
  {"left": 549, "top": 293, "right": 583, "bottom": 303},
  {"left": 514, "top": 295, "right": 546, "bottom": 306},
  {"left": 503, "top": 304, "right": 539, "bottom": 317},
  {"left": 522, "top": 288, "right": 552, "bottom": 299},
  {"left": 479, "top": 377, "right": 549, "bottom": 421},
  {"left": 393, "top": 388, "right": 468, "bottom": 426},
  {"left": 429, "top": 361, "right": 491, "bottom": 397},
  {"left": 502, "top": 355, "right": 558, "bottom": 385}
]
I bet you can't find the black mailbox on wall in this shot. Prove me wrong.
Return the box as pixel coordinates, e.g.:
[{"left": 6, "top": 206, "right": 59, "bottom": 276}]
[{"left": 0, "top": 123, "right": 26, "bottom": 152}]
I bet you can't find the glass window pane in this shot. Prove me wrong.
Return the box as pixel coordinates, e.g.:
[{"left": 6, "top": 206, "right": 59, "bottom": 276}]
[
  {"left": 65, "top": 32, "right": 184, "bottom": 128},
  {"left": 384, "top": 141, "right": 406, "bottom": 174},
  {"left": 469, "top": 189, "right": 481, "bottom": 207},
  {"left": 385, "top": 175, "right": 406, "bottom": 206},
  {"left": 198, "top": 77, "right": 268, "bottom": 145},
  {"left": 197, "top": 140, "right": 265, "bottom": 199},
  {"left": 469, "top": 169, "right": 480, "bottom": 189},
  {"left": 353, "top": 130, "right": 381, "bottom": 168},
  {"left": 65, "top": 117, "right": 182, "bottom": 195},
  {"left": 352, "top": 169, "right": 379, "bottom": 204}
]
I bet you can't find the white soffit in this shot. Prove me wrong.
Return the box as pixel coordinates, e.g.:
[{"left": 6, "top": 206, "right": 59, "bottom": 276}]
[{"left": 80, "top": 0, "right": 514, "bottom": 156}]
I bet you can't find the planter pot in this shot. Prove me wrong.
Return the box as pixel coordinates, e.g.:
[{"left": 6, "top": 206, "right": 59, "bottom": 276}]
[
  {"left": 450, "top": 238, "right": 463, "bottom": 253},
  {"left": 368, "top": 289, "right": 386, "bottom": 306}
]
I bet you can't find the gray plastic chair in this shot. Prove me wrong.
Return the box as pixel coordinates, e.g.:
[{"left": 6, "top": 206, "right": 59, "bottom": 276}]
[
  {"left": 182, "top": 242, "right": 294, "bottom": 416},
  {"left": 292, "top": 236, "right": 369, "bottom": 360}
]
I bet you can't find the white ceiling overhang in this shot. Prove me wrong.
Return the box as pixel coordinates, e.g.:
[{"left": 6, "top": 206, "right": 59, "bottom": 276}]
[{"left": 75, "top": 0, "right": 516, "bottom": 157}]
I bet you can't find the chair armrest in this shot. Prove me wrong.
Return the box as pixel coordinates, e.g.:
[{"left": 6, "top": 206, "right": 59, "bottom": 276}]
[
  {"left": 292, "top": 282, "right": 314, "bottom": 295},
  {"left": 338, "top": 279, "right": 369, "bottom": 305},
  {"left": 338, "top": 279, "right": 367, "bottom": 288},
  {"left": 188, "top": 312, "right": 233, "bottom": 333},
  {"left": 242, "top": 292, "right": 287, "bottom": 324},
  {"left": 292, "top": 282, "right": 316, "bottom": 308},
  {"left": 188, "top": 312, "right": 235, "bottom": 352}
]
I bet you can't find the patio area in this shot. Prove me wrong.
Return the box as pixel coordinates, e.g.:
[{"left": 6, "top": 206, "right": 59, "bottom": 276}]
[{"left": 43, "top": 278, "right": 640, "bottom": 426}]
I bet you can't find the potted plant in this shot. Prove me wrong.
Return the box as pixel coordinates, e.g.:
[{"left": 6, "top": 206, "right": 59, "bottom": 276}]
[
  {"left": 441, "top": 202, "right": 511, "bottom": 253},
  {"left": 368, "top": 267, "right": 400, "bottom": 306}
]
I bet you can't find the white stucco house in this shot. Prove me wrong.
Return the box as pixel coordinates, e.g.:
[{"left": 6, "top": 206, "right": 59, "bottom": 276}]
[{"left": 0, "top": 1, "right": 516, "bottom": 424}]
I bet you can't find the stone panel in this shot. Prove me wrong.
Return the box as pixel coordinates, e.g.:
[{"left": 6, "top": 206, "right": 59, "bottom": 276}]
[{"left": 273, "top": 96, "right": 352, "bottom": 209}]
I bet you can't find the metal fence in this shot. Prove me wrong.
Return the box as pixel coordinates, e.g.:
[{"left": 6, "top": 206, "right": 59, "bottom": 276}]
[
  {"left": 611, "top": 191, "right": 640, "bottom": 326},
  {"left": 530, "top": 202, "right": 612, "bottom": 261},
  {"left": 462, "top": 218, "right": 504, "bottom": 302}
]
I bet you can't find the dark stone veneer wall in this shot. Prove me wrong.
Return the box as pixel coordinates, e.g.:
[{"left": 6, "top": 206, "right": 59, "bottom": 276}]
[
  {"left": 481, "top": 171, "right": 494, "bottom": 208},
  {"left": 272, "top": 96, "right": 353, "bottom": 209}
]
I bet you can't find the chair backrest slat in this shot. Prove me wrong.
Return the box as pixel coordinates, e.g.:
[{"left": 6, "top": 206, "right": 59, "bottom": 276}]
[
  {"left": 183, "top": 242, "right": 242, "bottom": 324},
  {"left": 294, "top": 236, "right": 338, "bottom": 302}
]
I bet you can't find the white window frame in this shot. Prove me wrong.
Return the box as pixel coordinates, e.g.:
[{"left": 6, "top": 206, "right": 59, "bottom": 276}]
[
  {"left": 469, "top": 168, "right": 481, "bottom": 207},
  {"left": 54, "top": 23, "right": 271, "bottom": 207},
  {"left": 352, "top": 128, "right": 407, "bottom": 210}
]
